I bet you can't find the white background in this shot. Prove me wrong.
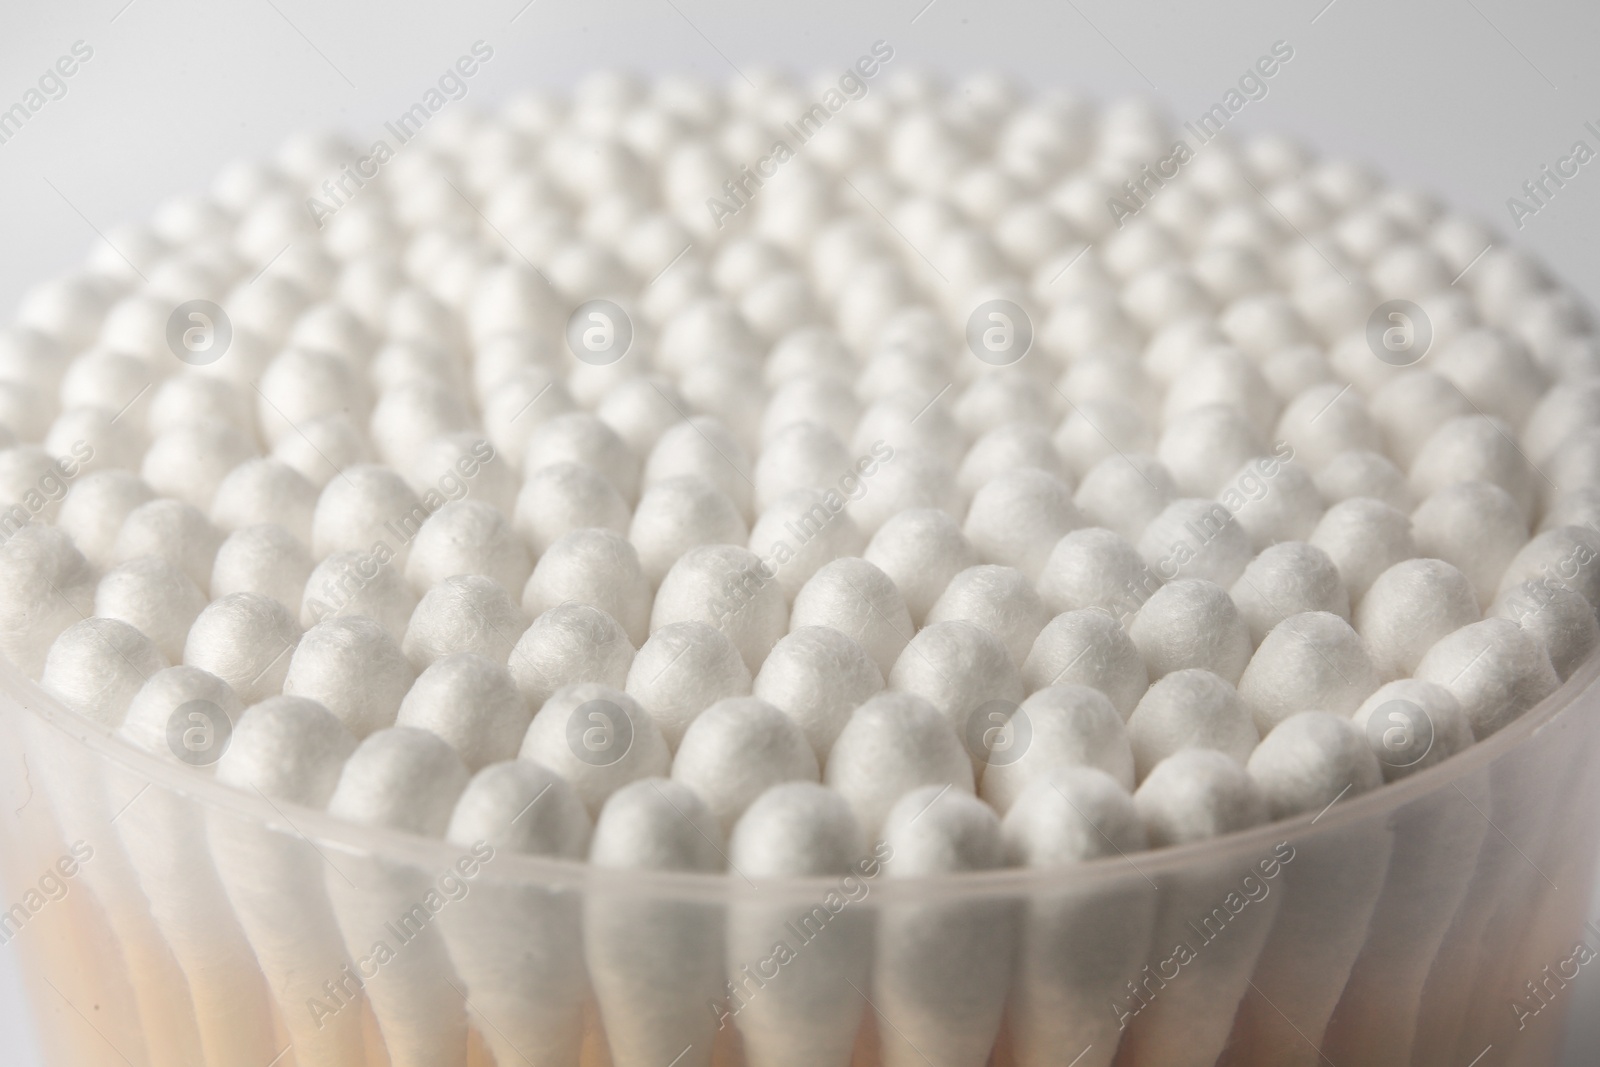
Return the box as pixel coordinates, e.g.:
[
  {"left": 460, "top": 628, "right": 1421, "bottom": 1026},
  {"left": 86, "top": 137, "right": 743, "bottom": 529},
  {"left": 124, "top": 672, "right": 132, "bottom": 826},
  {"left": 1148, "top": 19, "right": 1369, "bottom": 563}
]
[{"left": 4, "top": 0, "right": 1600, "bottom": 1061}]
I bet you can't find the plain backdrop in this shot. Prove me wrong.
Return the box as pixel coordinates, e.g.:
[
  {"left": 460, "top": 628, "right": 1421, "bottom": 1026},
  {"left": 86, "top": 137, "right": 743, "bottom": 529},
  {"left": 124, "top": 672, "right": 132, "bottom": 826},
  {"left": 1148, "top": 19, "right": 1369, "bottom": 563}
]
[{"left": 3, "top": 0, "right": 1600, "bottom": 1062}]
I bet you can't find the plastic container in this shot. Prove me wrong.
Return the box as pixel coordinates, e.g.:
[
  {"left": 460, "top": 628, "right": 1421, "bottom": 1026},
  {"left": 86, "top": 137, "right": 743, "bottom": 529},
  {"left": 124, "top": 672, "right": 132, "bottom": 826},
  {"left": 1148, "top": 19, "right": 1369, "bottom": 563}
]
[{"left": 2, "top": 652, "right": 1598, "bottom": 1067}]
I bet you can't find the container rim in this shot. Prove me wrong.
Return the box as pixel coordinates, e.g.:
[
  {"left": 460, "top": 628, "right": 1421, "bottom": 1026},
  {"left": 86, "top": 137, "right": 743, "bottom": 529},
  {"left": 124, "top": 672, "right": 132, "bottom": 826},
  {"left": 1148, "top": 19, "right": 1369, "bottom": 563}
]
[{"left": 7, "top": 651, "right": 1596, "bottom": 905}]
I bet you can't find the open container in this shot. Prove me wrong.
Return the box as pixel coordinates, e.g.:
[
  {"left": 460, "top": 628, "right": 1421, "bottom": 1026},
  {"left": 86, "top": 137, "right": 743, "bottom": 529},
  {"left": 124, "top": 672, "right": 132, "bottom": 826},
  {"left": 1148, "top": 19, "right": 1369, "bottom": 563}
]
[{"left": 2, "top": 647, "right": 1597, "bottom": 1067}]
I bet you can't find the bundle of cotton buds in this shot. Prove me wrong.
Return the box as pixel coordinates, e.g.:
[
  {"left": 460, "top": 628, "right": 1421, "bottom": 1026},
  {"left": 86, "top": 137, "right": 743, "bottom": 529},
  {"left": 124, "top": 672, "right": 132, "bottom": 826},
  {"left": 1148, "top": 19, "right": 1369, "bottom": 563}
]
[{"left": 7, "top": 67, "right": 1598, "bottom": 940}]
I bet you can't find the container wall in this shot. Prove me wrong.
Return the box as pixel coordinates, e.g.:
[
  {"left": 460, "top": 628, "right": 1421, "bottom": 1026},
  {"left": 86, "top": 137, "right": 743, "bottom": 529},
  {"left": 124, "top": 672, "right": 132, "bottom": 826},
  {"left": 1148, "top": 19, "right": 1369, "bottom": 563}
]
[{"left": 3, "top": 669, "right": 1598, "bottom": 1067}]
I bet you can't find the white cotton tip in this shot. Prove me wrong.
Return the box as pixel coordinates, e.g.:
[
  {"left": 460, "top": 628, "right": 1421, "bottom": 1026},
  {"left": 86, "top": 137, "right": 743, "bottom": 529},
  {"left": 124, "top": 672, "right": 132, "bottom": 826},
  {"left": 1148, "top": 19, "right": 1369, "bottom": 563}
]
[
  {"left": 589, "top": 777, "right": 724, "bottom": 870},
  {"left": 396, "top": 652, "right": 532, "bottom": 772},
  {"left": 1494, "top": 583, "right": 1600, "bottom": 681},
  {"left": 1237, "top": 612, "right": 1381, "bottom": 734},
  {"left": 57, "top": 470, "right": 156, "bottom": 568},
  {"left": 209, "top": 458, "right": 319, "bottom": 547},
  {"left": 650, "top": 542, "right": 788, "bottom": 673},
  {"left": 854, "top": 392, "right": 967, "bottom": 469},
  {"left": 1129, "top": 578, "right": 1253, "bottom": 684},
  {"left": 255, "top": 348, "right": 370, "bottom": 447},
  {"left": 520, "top": 683, "right": 672, "bottom": 817},
  {"left": 1410, "top": 481, "right": 1528, "bottom": 609},
  {"left": 148, "top": 372, "right": 249, "bottom": 441},
  {"left": 1133, "top": 748, "right": 1266, "bottom": 847},
  {"left": 1020, "top": 608, "right": 1149, "bottom": 718},
  {"left": 96, "top": 554, "right": 206, "bottom": 664},
  {"left": 753, "top": 626, "right": 883, "bottom": 762},
  {"left": 1370, "top": 371, "right": 1475, "bottom": 469},
  {"left": 596, "top": 375, "right": 692, "bottom": 457},
  {"left": 1220, "top": 454, "right": 1323, "bottom": 550},
  {"left": 626, "top": 621, "right": 752, "bottom": 750},
  {"left": 183, "top": 591, "right": 302, "bottom": 706},
  {"left": 112, "top": 497, "right": 224, "bottom": 595},
  {"left": 981, "top": 685, "right": 1134, "bottom": 814},
  {"left": 730, "top": 780, "right": 866, "bottom": 878},
  {"left": 283, "top": 616, "right": 414, "bottom": 739},
  {"left": 119, "top": 665, "right": 244, "bottom": 759},
  {"left": 628, "top": 474, "right": 747, "bottom": 586},
  {"left": 1543, "top": 488, "right": 1600, "bottom": 534},
  {"left": 845, "top": 446, "right": 963, "bottom": 537},
  {"left": 1275, "top": 384, "right": 1380, "bottom": 471},
  {"left": 1156, "top": 404, "right": 1266, "bottom": 497},
  {"left": 140, "top": 420, "right": 258, "bottom": 511},
  {"left": 328, "top": 726, "right": 471, "bottom": 837},
  {"left": 507, "top": 602, "right": 635, "bottom": 712},
  {"left": 1430, "top": 329, "right": 1546, "bottom": 427},
  {"left": 1356, "top": 558, "right": 1482, "bottom": 680},
  {"left": 1163, "top": 345, "right": 1278, "bottom": 432},
  {"left": 1246, "top": 712, "right": 1382, "bottom": 820},
  {"left": 367, "top": 382, "right": 472, "bottom": 470},
  {"left": 44, "top": 408, "right": 136, "bottom": 475},
  {"left": 824, "top": 691, "right": 974, "bottom": 842},
  {"left": 882, "top": 785, "right": 1004, "bottom": 873},
  {"left": 753, "top": 421, "right": 852, "bottom": 513},
  {"left": 924, "top": 563, "right": 1048, "bottom": 668},
  {"left": 1414, "top": 617, "right": 1560, "bottom": 738},
  {"left": 1037, "top": 526, "right": 1160, "bottom": 619},
  {"left": 957, "top": 423, "right": 1067, "bottom": 498},
  {"left": 1496, "top": 526, "right": 1600, "bottom": 614},
  {"left": 409, "top": 432, "right": 515, "bottom": 520},
  {"left": 447, "top": 760, "right": 591, "bottom": 859},
  {"left": 1072, "top": 453, "right": 1178, "bottom": 542},
  {"left": 1229, "top": 541, "right": 1350, "bottom": 645},
  {"left": 1126, "top": 669, "right": 1258, "bottom": 782},
  {"left": 403, "top": 499, "right": 531, "bottom": 597},
  {"left": 762, "top": 372, "right": 860, "bottom": 443},
  {"left": 888, "top": 619, "right": 1024, "bottom": 745},
  {"left": 311, "top": 464, "right": 423, "bottom": 566},
  {"left": 522, "top": 528, "right": 651, "bottom": 647},
  {"left": 60, "top": 355, "right": 151, "bottom": 435},
  {"left": 863, "top": 508, "right": 979, "bottom": 626},
  {"left": 41, "top": 617, "right": 169, "bottom": 727},
  {"left": 1002, "top": 765, "right": 1144, "bottom": 864},
  {"left": 1314, "top": 450, "right": 1416, "bottom": 513},
  {"left": 525, "top": 412, "right": 641, "bottom": 505},
  {"left": 1052, "top": 398, "right": 1152, "bottom": 480},
  {"left": 210, "top": 523, "right": 314, "bottom": 611},
  {"left": 962, "top": 467, "right": 1083, "bottom": 580},
  {"left": 1138, "top": 497, "right": 1252, "bottom": 587},
  {"left": 0, "top": 525, "right": 95, "bottom": 678},
  {"left": 402, "top": 574, "right": 528, "bottom": 671},
  {"left": 299, "top": 549, "right": 417, "bottom": 641},
  {"left": 788, "top": 555, "right": 913, "bottom": 676},
  {"left": 670, "top": 696, "right": 820, "bottom": 835},
  {"left": 515, "top": 462, "right": 631, "bottom": 559},
  {"left": 1309, "top": 496, "right": 1417, "bottom": 605},
  {"left": 216, "top": 696, "right": 358, "bottom": 806},
  {"left": 643, "top": 415, "right": 755, "bottom": 520},
  {"left": 1409, "top": 414, "right": 1536, "bottom": 519},
  {"left": 747, "top": 488, "right": 867, "bottom": 602},
  {"left": 1352, "top": 679, "right": 1474, "bottom": 781},
  {"left": 271, "top": 413, "right": 373, "bottom": 489}
]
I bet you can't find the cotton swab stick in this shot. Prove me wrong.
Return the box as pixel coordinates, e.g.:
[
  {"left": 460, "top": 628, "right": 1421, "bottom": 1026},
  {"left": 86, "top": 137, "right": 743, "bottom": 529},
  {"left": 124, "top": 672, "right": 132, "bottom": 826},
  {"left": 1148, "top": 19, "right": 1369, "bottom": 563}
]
[
  {"left": 585, "top": 777, "right": 726, "bottom": 1067},
  {"left": 113, "top": 665, "right": 281, "bottom": 1067},
  {"left": 27, "top": 638, "right": 208, "bottom": 1067},
  {"left": 323, "top": 726, "right": 473, "bottom": 1067},
  {"left": 207, "top": 694, "right": 365, "bottom": 1067},
  {"left": 1222, "top": 712, "right": 1389, "bottom": 1065},
  {"left": 999, "top": 765, "right": 1155, "bottom": 1067},
  {"left": 726, "top": 781, "right": 872, "bottom": 1067},
  {"left": 873, "top": 786, "right": 1012, "bottom": 1067},
  {"left": 1121, "top": 749, "right": 1277, "bottom": 1067},
  {"left": 438, "top": 760, "right": 592, "bottom": 1067}
]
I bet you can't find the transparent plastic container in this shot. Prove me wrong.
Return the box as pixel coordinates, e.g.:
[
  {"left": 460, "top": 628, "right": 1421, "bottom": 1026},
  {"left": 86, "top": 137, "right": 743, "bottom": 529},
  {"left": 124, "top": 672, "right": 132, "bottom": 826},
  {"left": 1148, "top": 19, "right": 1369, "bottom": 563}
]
[{"left": 2, "top": 652, "right": 1598, "bottom": 1067}]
